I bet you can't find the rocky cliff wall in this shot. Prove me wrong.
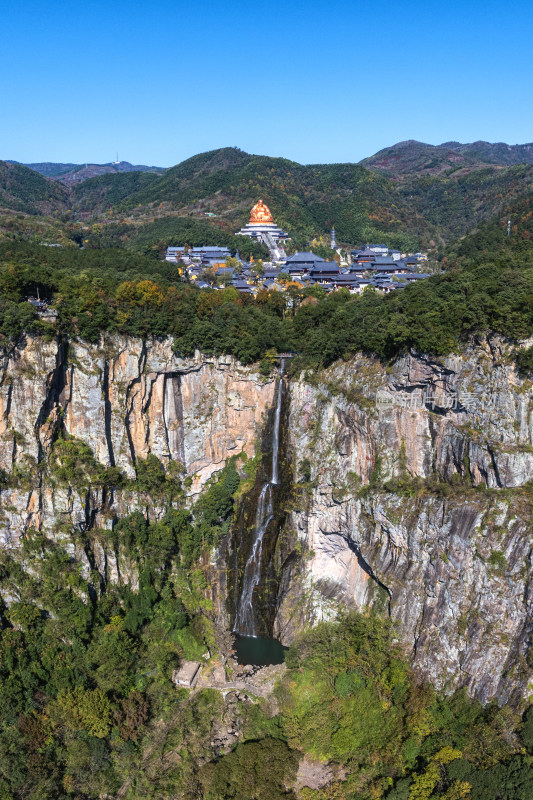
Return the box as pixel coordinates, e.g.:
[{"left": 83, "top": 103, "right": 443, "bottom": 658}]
[
  {"left": 273, "top": 337, "right": 533, "bottom": 704},
  {"left": 1, "top": 333, "right": 532, "bottom": 703},
  {"left": 0, "top": 335, "right": 275, "bottom": 550}
]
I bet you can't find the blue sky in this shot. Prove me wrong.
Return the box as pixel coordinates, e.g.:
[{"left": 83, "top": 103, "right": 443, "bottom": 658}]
[{"left": 2, "top": 0, "right": 532, "bottom": 166}]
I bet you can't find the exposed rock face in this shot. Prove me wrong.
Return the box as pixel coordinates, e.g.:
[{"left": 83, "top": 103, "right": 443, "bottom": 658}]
[
  {"left": 0, "top": 335, "right": 275, "bottom": 548},
  {"left": 1, "top": 333, "right": 532, "bottom": 704},
  {"left": 274, "top": 337, "right": 533, "bottom": 704}
]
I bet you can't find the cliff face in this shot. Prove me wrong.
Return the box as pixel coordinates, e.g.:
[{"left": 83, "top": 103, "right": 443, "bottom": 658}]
[
  {"left": 274, "top": 337, "right": 533, "bottom": 704},
  {"left": 0, "top": 333, "right": 532, "bottom": 703},
  {"left": 0, "top": 335, "right": 275, "bottom": 551}
]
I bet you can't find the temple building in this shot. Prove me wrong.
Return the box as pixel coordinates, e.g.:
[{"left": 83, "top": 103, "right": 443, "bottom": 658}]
[{"left": 237, "top": 200, "right": 288, "bottom": 261}]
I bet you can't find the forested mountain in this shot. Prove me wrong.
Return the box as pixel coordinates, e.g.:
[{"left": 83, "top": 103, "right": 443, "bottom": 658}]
[
  {"left": 0, "top": 161, "right": 68, "bottom": 215},
  {"left": 358, "top": 141, "right": 533, "bottom": 243},
  {"left": 396, "top": 163, "right": 533, "bottom": 242},
  {"left": 3, "top": 140, "right": 533, "bottom": 252},
  {"left": 69, "top": 171, "right": 161, "bottom": 215},
  {"left": 442, "top": 189, "right": 533, "bottom": 267},
  {"left": 69, "top": 146, "right": 533, "bottom": 248},
  {"left": 108, "top": 148, "right": 424, "bottom": 250}
]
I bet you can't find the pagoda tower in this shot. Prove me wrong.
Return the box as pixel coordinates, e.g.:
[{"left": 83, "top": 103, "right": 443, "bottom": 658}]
[{"left": 331, "top": 226, "right": 337, "bottom": 250}]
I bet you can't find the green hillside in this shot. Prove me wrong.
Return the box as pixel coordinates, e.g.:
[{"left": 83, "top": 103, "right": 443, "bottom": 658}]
[
  {"left": 66, "top": 146, "right": 533, "bottom": 251},
  {"left": 80, "top": 216, "right": 269, "bottom": 260},
  {"left": 441, "top": 190, "right": 533, "bottom": 268},
  {"left": 0, "top": 161, "right": 68, "bottom": 215},
  {"left": 360, "top": 142, "right": 533, "bottom": 243},
  {"left": 398, "top": 164, "right": 533, "bottom": 243},
  {"left": 84, "top": 148, "right": 424, "bottom": 250},
  {"left": 70, "top": 172, "right": 161, "bottom": 214}
]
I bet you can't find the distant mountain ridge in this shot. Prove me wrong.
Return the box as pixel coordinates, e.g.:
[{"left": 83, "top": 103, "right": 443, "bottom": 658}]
[
  {"left": 440, "top": 140, "right": 533, "bottom": 165},
  {"left": 7, "top": 160, "right": 165, "bottom": 186},
  {"left": 9, "top": 139, "right": 533, "bottom": 187},
  {"left": 361, "top": 139, "right": 533, "bottom": 178}
]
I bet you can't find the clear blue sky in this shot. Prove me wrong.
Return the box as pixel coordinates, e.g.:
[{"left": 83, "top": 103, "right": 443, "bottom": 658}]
[{"left": 2, "top": 0, "right": 532, "bottom": 166}]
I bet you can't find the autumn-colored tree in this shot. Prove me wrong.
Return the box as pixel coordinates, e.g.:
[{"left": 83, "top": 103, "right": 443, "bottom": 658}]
[
  {"left": 114, "top": 690, "right": 150, "bottom": 741},
  {"left": 53, "top": 686, "right": 112, "bottom": 738},
  {"left": 116, "top": 279, "right": 165, "bottom": 310}
]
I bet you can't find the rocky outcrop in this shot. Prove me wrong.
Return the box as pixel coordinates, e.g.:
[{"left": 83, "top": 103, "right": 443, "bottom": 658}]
[{"left": 273, "top": 337, "right": 533, "bottom": 704}]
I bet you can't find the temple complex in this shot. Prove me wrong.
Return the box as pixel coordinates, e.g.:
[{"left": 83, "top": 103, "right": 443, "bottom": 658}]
[{"left": 237, "top": 200, "right": 288, "bottom": 261}]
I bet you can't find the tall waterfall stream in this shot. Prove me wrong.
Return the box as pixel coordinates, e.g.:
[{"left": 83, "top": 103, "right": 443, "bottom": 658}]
[{"left": 233, "top": 363, "right": 284, "bottom": 638}]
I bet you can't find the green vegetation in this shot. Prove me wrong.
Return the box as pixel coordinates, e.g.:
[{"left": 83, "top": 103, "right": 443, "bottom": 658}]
[
  {"left": 2, "top": 240, "right": 533, "bottom": 374},
  {"left": 0, "top": 161, "right": 68, "bottom": 215},
  {"left": 69, "top": 171, "right": 160, "bottom": 213},
  {"left": 0, "top": 212, "right": 77, "bottom": 247},
  {"left": 2, "top": 556, "right": 532, "bottom": 800},
  {"left": 276, "top": 614, "right": 533, "bottom": 800},
  {"left": 0, "top": 447, "right": 252, "bottom": 799},
  {"left": 5, "top": 145, "right": 533, "bottom": 253},
  {"left": 442, "top": 191, "right": 533, "bottom": 270},
  {"left": 5, "top": 141, "right": 533, "bottom": 258},
  {"left": 79, "top": 215, "right": 269, "bottom": 260},
  {"left": 397, "top": 164, "right": 533, "bottom": 246},
  {"left": 107, "top": 148, "right": 421, "bottom": 249},
  {"left": 198, "top": 738, "right": 298, "bottom": 800}
]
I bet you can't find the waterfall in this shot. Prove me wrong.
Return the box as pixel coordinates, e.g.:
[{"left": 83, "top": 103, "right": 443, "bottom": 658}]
[
  {"left": 233, "top": 484, "right": 274, "bottom": 635},
  {"left": 271, "top": 367, "right": 283, "bottom": 485},
  {"left": 233, "top": 363, "right": 284, "bottom": 636}
]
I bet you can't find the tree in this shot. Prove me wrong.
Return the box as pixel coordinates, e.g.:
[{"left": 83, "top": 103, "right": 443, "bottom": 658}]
[
  {"left": 225, "top": 256, "right": 242, "bottom": 275},
  {"left": 49, "top": 435, "right": 103, "bottom": 488},
  {"left": 198, "top": 738, "right": 298, "bottom": 800},
  {"left": 54, "top": 686, "right": 112, "bottom": 738},
  {"left": 135, "top": 454, "right": 166, "bottom": 495},
  {"left": 114, "top": 690, "right": 149, "bottom": 740}
]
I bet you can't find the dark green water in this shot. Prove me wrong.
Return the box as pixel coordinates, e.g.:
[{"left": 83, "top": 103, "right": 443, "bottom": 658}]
[{"left": 234, "top": 635, "right": 286, "bottom": 666}]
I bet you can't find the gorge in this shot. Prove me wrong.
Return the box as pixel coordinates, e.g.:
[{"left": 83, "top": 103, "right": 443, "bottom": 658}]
[
  {"left": 233, "top": 361, "right": 284, "bottom": 639},
  {"left": 0, "top": 333, "right": 532, "bottom": 705}
]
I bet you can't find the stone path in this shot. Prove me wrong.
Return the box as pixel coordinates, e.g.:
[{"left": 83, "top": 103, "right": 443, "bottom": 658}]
[
  {"left": 196, "top": 676, "right": 270, "bottom": 697},
  {"left": 195, "top": 661, "right": 286, "bottom": 699}
]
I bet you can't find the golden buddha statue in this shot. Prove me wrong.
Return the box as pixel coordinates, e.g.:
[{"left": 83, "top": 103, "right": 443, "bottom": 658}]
[{"left": 249, "top": 200, "right": 274, "bottom": 225}]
